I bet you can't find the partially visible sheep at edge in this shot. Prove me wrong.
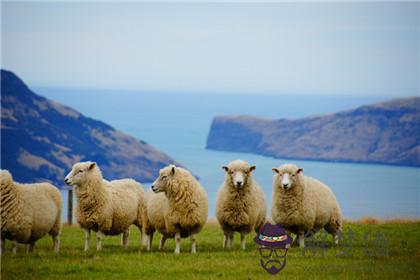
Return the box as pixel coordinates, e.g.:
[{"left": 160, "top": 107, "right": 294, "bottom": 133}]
[
  {"left": 0, "top": 170, "right": 62, "bottom": 255},
  {"left": 64, "top": 161, "right": 145, "bottom": 251},
  {"left": 216, "top": 160, "right": 266, "bottom": 249},
  {"left": 148, "top": 164, "right": 208, "bottom": 254},
  {"left": 271, "top": 164, "right": 342, "bottom": 248}
]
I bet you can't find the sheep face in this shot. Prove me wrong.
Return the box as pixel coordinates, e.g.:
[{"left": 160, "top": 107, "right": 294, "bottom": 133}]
[
  {"left": 64, "top": 162, "right": 97, "bottom": 187},
  {"left": 222, "top": 160, "right": 256, "bottom": 189},
  {"left": 272, "top": 164, "right": 303, "bottom": 191},
  {"left": 151, "top": 164, "right": 176, "bottom": 194}
]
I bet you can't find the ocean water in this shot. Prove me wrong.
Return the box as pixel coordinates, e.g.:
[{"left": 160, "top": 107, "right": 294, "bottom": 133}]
[{"left": 35, "top": 88, "right": 420, "bottom": 220}]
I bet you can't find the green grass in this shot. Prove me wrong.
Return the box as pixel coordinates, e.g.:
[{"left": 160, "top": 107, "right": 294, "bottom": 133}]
[{"left": 1, "top": 222, "right": 420, "bottom": 279}]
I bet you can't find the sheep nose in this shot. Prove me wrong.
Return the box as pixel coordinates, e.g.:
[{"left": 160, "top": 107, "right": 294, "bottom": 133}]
[
  {"left": 235, "top": 181, "right": 243, "bottom": 187},
  {"left": 64, "top": 178, "right": 69, "bottom": 184},
  {"left": 282, "top": 184, "right": 289, "bottom": 189},
  {"left": 151, "top": 185, "right": 156, "bottom": 192}
]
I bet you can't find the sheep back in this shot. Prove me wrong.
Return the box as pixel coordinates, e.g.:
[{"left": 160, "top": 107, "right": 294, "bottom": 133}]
[
  {"left": 3, "top": 182, "right": 61, "bottom": 243},
  {"left": 105, "top": 179, "right": 143, "bottom": 235},
  {"left": 164, "top": 169, "right": 208, "bottom": 237},
  {"left": 271, "top": 175, "right": 341, "bottom": 234},
  {"left": 303, "top": 177, "right": 342, "bottom": 231}
]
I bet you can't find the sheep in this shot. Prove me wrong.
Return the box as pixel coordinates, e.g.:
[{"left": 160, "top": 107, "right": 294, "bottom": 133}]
[
  {"left": 271, "top": 164, "right": 342, "bottom": 248},
  {"left": 141, "top": 189, "right": 167, "bottom": 251},
  {"left": 64, "top": 161, "right": 144, "bottom": 251},
  {"left": 0, "top": 170, "right": 62, "bottom": 255},
  {"left": 216, "top": 160, "right": 266, "bottom": 250},
  {"left": 150, "top": 164, "right": 208, "bottom": 254}
]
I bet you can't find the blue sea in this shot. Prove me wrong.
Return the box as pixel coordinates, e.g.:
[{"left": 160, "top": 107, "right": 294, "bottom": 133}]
[{"left": 35, "top": 88, "right": 420, "bottom": 221}]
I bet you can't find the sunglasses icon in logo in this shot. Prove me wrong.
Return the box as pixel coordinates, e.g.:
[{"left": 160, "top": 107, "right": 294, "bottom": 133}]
[
  {"left": 254, "top": 223, "right": 293, "bottom": 275},
  {"left": 259, "top": 246, "right": 288, "bottom": 258}
]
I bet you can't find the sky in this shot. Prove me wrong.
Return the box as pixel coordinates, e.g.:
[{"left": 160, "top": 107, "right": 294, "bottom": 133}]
[{"left": 1, "top": 2, "right": 419, "bottom": 96}]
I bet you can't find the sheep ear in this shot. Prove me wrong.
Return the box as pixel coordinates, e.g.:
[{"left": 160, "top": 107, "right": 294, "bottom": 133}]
[
  {"left": 297, "top": 168, "right": 303, "bottom": 174},
  {"left": 249, "top": 165, "right": 256, "bottom": 172},
  {"left": 222, "top": 166, "right": 229, "bottom": 172},
  {"left": 171, "top": 165, "right": 176, "bottom": 175},
  {"left": 88, "top": 162, "right": 96, "bottom": 170},
  {"left": 272, "top": 168, "right": 279, "bottom": 174}
]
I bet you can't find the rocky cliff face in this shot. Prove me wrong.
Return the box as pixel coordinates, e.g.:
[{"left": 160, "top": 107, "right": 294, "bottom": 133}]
[
  {"left": 206, "top": 97, "right": 420, "bottom": 167},
  {"left": 1, "top": 69, "right": 177, "bottom": 186}
]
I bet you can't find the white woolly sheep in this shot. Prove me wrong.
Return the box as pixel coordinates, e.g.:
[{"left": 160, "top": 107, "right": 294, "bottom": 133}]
[
  {"left": 271, "top": 164, "right": 342, "bottom": 247},
  {"left": 64, "top": 161, "right": 144, "bottom": 251},
  {"left": 0, "top": 170, "right": 62, "bottom": 255},
  {"left": 150, "top": 164, "right": 208, "bottom": 254},
  {"left": 216, "top": 160, "right": 266, "bottom": 249}
]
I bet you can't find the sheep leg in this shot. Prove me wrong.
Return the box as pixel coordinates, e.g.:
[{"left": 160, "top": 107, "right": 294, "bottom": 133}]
[
  {"left": 174, "top": 232, "right": 181, "bottom": 254},
  {"left": 122, "top": 229, "right": 129, "bottom": 247},
  {"left": 27, "top": 242, "right": 35, "bottom": 253},
  {"left": 333, "top": 233, "right": 339, "bottom": 245},
  {"left": 298, "top": 232, "right": 305, "bottom": 248},
  {"left": 227, "top": 232, "right": 234, "bottom": 249},
  {"left": 12, "top": 240, "right": 18, "bottom": 255},
  {"left": 96, "top": 231, "right": 103, "bottom": 251},
  {"left": 0, "top": 237, "right": 5, "bottom": 255},
  {"left": 53, "top": 235, "right": 60, "bottom": 253},
  {"left": 84, "top": 229, "right": 91, "bottom": 252},
  {"left": 325, "top": 223, "right": 341, "bottom": 245},
  {"left": 190, "top": 234, "right": 196, "bottom": 254},
  {"left": 240, "top": 233, "right": 247, "bottom": 250},
  {"left": 223, "top": 233, "right": 228, "bottom": 249},
  {"left": 159, "top": 236, "right": 166, "bottom": 251},
  {"left": 139, "top": 229, "right": 144, "bottom": 247},
  {"left": 291, "top": 233, "right": 298, "bottom": 247},
  {"left": 146, "top": 233, "right": 153, "bottom": 251},
  {"left": 332, "top": 228, "right": 341, "bottom": 245}
]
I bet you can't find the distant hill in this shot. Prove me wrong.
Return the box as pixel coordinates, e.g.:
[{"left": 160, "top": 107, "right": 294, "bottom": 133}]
[
  {"left": 206, "top": 97, "right": 420, "bottom": 167},
  {"left": 1, "top": 69, "right": 177, "bottom": 186}
]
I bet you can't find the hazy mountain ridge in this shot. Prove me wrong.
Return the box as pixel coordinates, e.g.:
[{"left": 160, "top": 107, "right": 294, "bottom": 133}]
[
  {"left": 206, "top": 97, "right": 420, "bottom": 167},
  {"left": 1, "top": 69, "right": 177, "bottom": 186}
]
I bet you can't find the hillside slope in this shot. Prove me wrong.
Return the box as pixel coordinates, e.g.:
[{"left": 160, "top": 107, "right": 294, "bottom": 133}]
[
  {"left": 206, "top": 97, "right": 420, "bottom": 167},
  {"left": 1, "top": 69, "right": 177, "bottom": 186}
]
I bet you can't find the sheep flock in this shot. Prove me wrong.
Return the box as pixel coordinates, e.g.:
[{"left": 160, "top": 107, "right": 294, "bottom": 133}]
[{"left": 1, "top": 160, "right": 342, "bottom": 254}]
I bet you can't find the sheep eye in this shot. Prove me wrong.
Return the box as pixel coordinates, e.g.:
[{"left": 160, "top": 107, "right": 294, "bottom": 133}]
[
  {"left": 161, "top": 175, "right": 167, "bottom": 179},
  {"left": 78, "top": 170, "right": 83, "bottom": 173}
]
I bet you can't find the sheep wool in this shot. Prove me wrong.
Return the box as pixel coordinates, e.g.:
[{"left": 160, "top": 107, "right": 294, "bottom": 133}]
[
  {"left": 216, "top": 160, "right": 266, "bottom": 249},
  {"left": 271, "top": 164, "right": 342, "bottom": 247},
  {"left": 150, "top": 165, "right": 208, "bottom": 254},
  {"left": 0, "top": 170, "right": 62, "bottom": 255},
  {"left": 141, "top": 189, "right": 168, "bottom": 251},
  {"left": 64, "top": 161, "right": 144, "bottom": 251}
]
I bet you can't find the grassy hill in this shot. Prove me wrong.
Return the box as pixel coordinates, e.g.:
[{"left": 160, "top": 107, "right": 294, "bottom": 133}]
[{"left": 1, "top": 221, "right": 419, "bottom": 279}]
